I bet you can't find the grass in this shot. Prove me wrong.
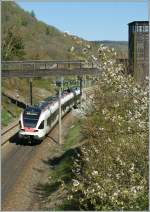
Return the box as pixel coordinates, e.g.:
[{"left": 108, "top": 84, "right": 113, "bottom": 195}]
[
  {"left": 36, "top": 148, "right": 80, "bottom": 210},
  {"left": 63, "top": 119, "right": 82, "bottom": 151},
  {"left": 33, "top": 78, "right": 55, "bottom": 91},
  {"left": 37, "top": 118, "right": 82, "bottom": 210},
  {"left": 48, "top": 150, "right": 75, "bottom": 191},
  {"left": 48, "top": 119, "right": 82, "bottom": 183},
  {"left": 2, "top": 95, "right": 23, "bottom": 128}
]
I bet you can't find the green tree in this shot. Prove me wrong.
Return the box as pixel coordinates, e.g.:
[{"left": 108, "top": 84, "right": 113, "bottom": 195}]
[
  {"left": 30, "top": 10, "right": 36, "bottom": 18},
  {"left": 66, "top": 45, "right": 148, "bottom": 211}
]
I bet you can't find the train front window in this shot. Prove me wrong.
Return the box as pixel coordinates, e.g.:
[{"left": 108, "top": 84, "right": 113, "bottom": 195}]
[
  {"left": 38, "top": 121, "right": 44, "bottom": 129},
  {"left": 23, "top": 107, "right": 41, "bottom": 128}
]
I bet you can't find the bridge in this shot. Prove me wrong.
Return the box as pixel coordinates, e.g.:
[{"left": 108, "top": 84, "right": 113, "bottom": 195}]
[
  {"left": 2, "top": 60, "right": 101, "bottom": 78},
  {"left": 2, "top": 60, "right": 101, "bottom": 106}
]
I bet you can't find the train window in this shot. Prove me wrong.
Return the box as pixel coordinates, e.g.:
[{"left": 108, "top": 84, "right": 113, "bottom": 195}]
[
  {"left": 39, "top": 121, "right": 44, "bottom": 129},
  {"left": 51, "top": 113, "right": 54, "bottom": 122},
  {"left": 23, "top": 107, "right": 41, "bottom": 128},
  {"left": 62, "top": 104, "right": 66, "bottom": 111},
  {"left": 144, "top": 25, "right": 149, "bottom": 32},
  {"left": 47, "top": 117, "right": 51, "bottom": 125}
]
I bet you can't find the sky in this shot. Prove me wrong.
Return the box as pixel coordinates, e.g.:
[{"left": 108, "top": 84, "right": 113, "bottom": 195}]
[{"left": 17, "top": 1, "right": 148, "bottom": 41}]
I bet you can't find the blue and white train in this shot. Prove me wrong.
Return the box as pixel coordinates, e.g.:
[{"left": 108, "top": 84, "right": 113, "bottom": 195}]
[{"left": 18, "top": 87, "right": 81, "bottom": 141}]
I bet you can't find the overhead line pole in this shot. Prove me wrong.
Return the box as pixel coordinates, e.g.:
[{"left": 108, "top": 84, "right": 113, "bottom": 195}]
[
  {"left": 56, "top": 80, "right": 62, "bottom": 145},
  {"left": 61, "top": 76, "right": 64, "bottom": 91},
  {"left": 58, "top": 86, "right": 62, "bottom": 145},
  {"left": 80, "top": 77, "right": 83, "bottom": 96},
  {"left": 29, "top": 78, "right": 33, "bottom": 105}
]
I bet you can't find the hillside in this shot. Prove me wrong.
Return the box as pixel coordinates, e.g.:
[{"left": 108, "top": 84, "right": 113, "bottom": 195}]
[
  {"left": 1, "top": 1, "right": 89, "bottom": 61},
  {"left": 91, "top": 40, "right": 128, "bottom": 57},
  {"left": 1, "top": 1, "right": 128, "bottom": 127},
  {"left": 1, "top": 1, "right": 86, "bottom": 127},
  {"left": 2, "top": 1, "right": 128, "bottom": 61}
]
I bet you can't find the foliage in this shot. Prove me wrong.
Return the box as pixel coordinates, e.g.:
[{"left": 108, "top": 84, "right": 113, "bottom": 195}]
[
  {"left": 2, "top": 26, "right": 25, "bottom": 60},
  {"left": 45, "top": 26, "right": 50, "bottom": 35},
  {"left": 1, "top": 108, "right": 13, "bottom": 127},
  {"left": 63, "top": 119, "right": 82, "bottom": 151},
  {"left": 66, "top": 45, "right": 148, "bottom": 210},
  {"left": 91, "top": 40, "right": 128, "bottom": 57},
  {"left": 1, "top": 94, "right": 22, "bottom": 128},
  {"left": 30, "top": 10, "right": 36, "bottom": 18},
  {"left": 21, "top": 18, "right": 28, "bottom": 26}
]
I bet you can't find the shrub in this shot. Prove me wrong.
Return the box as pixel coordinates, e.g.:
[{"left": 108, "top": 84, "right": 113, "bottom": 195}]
[{"left": 66, "top": 45, "right": 148, "bottom": 210}]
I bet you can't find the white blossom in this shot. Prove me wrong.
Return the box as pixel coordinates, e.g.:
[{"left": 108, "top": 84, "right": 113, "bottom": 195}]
[
  {"left": 92, "top": 170, "right": 98, "bottom": 176},
  {"left": 72, "top": 179, "right": 80, "bottom": 187}
]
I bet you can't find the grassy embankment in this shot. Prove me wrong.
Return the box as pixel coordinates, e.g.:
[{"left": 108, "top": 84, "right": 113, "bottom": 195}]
[
  {"left": 36, "top": 118, "right": 83, "bottom": 210},
  {"left": 2, "top": 95, "right": 22, "bottom": 127}
]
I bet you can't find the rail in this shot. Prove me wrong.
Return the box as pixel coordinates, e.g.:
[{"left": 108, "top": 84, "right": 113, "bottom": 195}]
[{"left": 1, "top": 120, "right": 19, "bottom": 146}]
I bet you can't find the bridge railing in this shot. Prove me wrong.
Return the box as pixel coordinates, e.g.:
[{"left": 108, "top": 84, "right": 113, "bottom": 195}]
[
  {"left": 1, "top": 60, "right": 86, "bottom": 71},
  {"left": 1, "top": 60, "right": 101, "bottom": 77}
]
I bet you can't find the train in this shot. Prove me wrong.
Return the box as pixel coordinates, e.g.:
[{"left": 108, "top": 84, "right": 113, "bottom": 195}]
[{"left": 18, "top": 87, "right": 81, "bottom": 142}]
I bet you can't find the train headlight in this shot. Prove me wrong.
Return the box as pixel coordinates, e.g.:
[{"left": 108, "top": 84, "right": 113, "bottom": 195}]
[{"left": 34, "top": 129, "right": 38, "bottom": 132}]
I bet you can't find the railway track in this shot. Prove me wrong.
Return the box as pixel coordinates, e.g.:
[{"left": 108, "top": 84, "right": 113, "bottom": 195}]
[
  {"left": 1, "top": 120, "right": 19, "bottom": 146},
  {"left": 1, "top": 87, "right": 95, "bottom": 146},
  {"left": 1, "top": 111, "right": 76, "bottom": 210}
]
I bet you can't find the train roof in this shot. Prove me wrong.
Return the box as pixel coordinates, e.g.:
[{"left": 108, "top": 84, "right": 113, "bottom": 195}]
[{"left": 25, "top": 86, "right": 80, "bottom": 112}]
